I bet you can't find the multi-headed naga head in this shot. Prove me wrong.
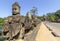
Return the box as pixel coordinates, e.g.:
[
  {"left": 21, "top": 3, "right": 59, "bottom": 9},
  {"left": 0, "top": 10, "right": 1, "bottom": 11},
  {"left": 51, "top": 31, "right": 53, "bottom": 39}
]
[{"left": 12, "top": 2, "right": 20, "bottom": 15}]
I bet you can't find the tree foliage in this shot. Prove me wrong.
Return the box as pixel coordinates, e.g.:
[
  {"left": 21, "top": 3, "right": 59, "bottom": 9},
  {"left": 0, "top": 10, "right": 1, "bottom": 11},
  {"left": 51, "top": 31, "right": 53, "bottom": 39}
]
[
  {"left": 30, "top": 7, "right": 38, "bottom": 16},
  {"left": 46, "top": 9, "right": 60, "bottom": 22},
  {"left": 47, "top": 13, "right": 56, "bottom": 21},
  {"left": 0, "top": 18, "right": 4, "bottom": 26}
]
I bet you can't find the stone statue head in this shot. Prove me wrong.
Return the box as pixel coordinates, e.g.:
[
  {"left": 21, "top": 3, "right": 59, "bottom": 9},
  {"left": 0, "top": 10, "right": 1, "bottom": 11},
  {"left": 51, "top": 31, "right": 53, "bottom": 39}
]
[
  {"left": 27, "top": 11, "right": 32, "bottom": 19},
  {"left": 12, "top": 2, "right": 20, "bottom": 15}
]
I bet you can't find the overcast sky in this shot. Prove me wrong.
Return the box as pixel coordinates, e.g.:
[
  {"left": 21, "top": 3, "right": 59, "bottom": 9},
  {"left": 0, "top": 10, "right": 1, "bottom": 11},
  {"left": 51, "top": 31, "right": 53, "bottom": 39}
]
[{"left": 0, "top": 0, "right": 60, "bottom": 18}]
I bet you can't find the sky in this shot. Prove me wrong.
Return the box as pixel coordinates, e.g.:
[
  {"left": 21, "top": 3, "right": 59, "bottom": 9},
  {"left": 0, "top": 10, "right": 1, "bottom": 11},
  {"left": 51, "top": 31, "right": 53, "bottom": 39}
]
[{"left": 0, "top": 0, "right": 60, "bottom": 18}]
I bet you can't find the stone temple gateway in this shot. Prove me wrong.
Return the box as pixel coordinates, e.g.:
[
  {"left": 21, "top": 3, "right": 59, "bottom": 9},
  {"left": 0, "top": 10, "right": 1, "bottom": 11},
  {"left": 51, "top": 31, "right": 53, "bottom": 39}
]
[{"left": 2, "top": 2, "right": 40, "bottom": 41}]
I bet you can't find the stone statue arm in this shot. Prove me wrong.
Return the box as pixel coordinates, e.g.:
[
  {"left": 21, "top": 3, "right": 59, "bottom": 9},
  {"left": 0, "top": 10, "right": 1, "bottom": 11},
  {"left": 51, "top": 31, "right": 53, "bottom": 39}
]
[{"left": 3, "top": 16, "right": 12, "bottom": 32}]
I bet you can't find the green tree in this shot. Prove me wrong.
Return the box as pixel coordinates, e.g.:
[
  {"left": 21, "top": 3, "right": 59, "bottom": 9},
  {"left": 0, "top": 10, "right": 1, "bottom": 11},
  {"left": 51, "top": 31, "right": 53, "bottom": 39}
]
[
  {"left": 0, "top": 18, "right": 4, "bottom": 26},
  {"left": 30, "top": 7, "right": 38, "bottom": 16},
  {"left": 47, "top": 13, "right": 56, "bottom": 21},
  {"left": 55, "top": 10, "right": 60, "bottom": 19}
]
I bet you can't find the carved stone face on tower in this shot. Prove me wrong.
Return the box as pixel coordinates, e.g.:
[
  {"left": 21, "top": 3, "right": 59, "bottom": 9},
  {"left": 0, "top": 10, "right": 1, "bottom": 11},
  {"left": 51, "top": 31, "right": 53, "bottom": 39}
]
[{"left": 12, "top": 2, "right": 20, "bottom": 15}]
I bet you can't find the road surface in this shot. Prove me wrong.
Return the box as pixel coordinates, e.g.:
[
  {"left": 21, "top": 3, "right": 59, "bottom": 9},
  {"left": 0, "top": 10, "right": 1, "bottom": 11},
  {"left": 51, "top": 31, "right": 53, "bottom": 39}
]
[
  {"left": 44, "top": 21, "right": 60, "bottom": 36},
  {"left": 44, "top": 21, "right": 60, "bottom": 41}
]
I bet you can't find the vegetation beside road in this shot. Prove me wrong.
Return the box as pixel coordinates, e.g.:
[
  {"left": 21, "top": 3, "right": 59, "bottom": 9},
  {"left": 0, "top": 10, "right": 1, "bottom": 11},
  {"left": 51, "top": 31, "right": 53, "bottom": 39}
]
[{"left": 41, "top": 9, "right": 60, "bottom": 22}]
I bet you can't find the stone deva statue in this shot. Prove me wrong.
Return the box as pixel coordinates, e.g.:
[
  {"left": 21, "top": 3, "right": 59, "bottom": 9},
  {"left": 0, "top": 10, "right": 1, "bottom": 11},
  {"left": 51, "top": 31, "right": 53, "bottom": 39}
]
[{"left": 3, "top": 2, "right": 25, "bottom": 40}]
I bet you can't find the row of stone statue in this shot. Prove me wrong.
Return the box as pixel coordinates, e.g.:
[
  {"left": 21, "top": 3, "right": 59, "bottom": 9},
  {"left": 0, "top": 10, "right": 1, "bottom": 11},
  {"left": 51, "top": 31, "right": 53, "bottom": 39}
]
[{"left": 2, "top": 2, "right": 40, "bottom": 41}]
